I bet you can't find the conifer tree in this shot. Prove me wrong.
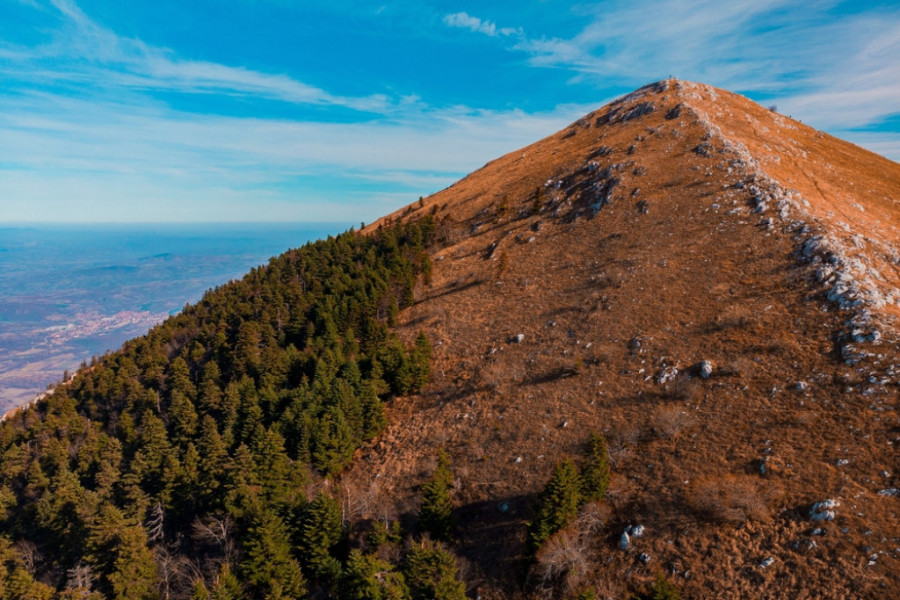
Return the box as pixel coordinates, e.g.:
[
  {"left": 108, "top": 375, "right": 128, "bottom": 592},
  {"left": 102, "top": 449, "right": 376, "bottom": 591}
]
[
  {"left": 580, "top": 432, "right": 611, "bottom": 504},
  {"left": 295, "top": 491, "right": 343, "bottom": 583},
  {"left": 526, "top": 459, "right": 582, "bottom": 555},
  {"left": 403, "top": 539, "right": 466, "bottom": 600},
  {"left": 410, "top": 332, "right": 432, "bottom": 391},
  {"left": 419, "top": 449, "right": 455, "bottom": 543},
  {"left": 241, "top": 506, "right": 306, "bottom": 599},
  {"left": 342, "top": 550, "right": 410, "bottom": 600},
  {"left": 311, "top": 406, "right": 356, "bottom": 476}
]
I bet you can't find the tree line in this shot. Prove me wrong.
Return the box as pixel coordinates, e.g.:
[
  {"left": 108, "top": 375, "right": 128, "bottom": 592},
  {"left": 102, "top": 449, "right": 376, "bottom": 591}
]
[{"left": 0, "top": 217, "right": 444, "bottom": 599}]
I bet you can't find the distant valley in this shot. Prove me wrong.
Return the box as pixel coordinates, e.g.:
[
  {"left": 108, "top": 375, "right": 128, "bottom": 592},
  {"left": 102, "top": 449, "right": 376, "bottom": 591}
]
[{"left": 0, "top": 223, "right": 347, "bottom": 413}]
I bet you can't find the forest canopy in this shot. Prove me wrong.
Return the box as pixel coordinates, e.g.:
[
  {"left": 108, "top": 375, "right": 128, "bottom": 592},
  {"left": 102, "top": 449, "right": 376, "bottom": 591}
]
[{"left": 0, "top": 217, "right": 441, "bottom": 599}]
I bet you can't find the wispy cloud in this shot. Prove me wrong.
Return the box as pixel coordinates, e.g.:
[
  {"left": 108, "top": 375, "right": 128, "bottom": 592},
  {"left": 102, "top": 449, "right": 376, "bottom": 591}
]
[
  {"left": 443, "top": 12, "right": 521, "bottom": 38},
  {"left": 5, "top": 0, "right": 389, "bottom": 112},
  {"left": 445, "top": 2, "right": 900, "bottom": 140},
  {"left": 0, "top": 89, "right": 591, "bottom": 222}
]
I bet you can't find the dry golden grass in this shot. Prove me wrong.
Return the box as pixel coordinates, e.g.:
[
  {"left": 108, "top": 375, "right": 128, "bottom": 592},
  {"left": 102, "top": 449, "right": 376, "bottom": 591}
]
[
  {"left": 687, "top": 475, "right": 783, "bottom": 524},
  {"left": 346, "top": 79, "right": 900, "bottom": 599}
]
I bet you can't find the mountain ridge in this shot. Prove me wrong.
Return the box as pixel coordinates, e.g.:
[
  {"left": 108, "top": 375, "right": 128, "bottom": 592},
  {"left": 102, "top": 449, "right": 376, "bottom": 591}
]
[{"left": 353, "top": 78, "right": 900, "bottom": 598}]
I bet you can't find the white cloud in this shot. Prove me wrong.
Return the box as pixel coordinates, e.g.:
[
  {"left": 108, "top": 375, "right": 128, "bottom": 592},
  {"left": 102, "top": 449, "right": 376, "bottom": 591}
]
[
  {"left": 443, "top": 12, "right": 522, "bottom": 38},
  {"left": 5, "top": 0, "right": 389, "bottom": 112},
  {"left": 0, "top": 90, "right": 593, "bottom": 222}
]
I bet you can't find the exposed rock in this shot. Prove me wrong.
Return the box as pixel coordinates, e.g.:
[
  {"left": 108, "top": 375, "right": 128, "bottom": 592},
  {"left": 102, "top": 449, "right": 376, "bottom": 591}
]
[
  {"left": 665, "top": 103, "right": 683, "bottom": 120},
  {"left": 694, "top": 142, "right": 713, "bottom": 157},
  {"left": 656, "top": 365, "right": 679, "bottom": 385},
  {"left": 810, "top": 499, "right": 839, "bottom": 521}
]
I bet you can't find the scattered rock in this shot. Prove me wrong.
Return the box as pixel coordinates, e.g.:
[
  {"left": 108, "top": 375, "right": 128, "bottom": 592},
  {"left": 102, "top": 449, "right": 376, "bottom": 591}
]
[
  {"left": 586, "top": 146, "right": 614, "bottom": 160},
  {"left": 638, "top": 552, "right": 652, "bottom": 565},
  {"left": 656, "top": 365, "right": 679, "bottom": 385},
  {"left": 511, "top": 334, "right": 525, "bottom": 344},
  {"left": 877, "top": 488, "right": 899, "bottom": 497},
  {"left": 836, "top": 459, "right": 849, "bottom": 466},
  {"left": 760, "top": 557, "right": 775, "bottom": 568},
  {"left": 698, "top": 360, "right": 714, "bottom": 379},
  {"left": 810, "top": 499, "right": 839, "bottom": 521},
  {"left": 619, "top": 531, "right": 631, "bottom": 550},
  {"left": 618, "top": 102, "right": 655, "bottom": 123},
  {"left": 796, "top": 381, "right": 809, "bottom": 392},
  {"left": 694, "top": 142, "right": 713, "bottom": 157}
]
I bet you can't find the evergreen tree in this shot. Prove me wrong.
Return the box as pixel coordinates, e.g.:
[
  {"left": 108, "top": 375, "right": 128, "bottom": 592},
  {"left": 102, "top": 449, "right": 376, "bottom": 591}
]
[
  {"left": 342, "top": 550, "right": 410, "bottom": 600},
  {"left": 310, "top": 406, "right": 356, "bottom": 476},
  {"left": 210, "top": 563, "right": 244, "bottom": 600},
  {"left": 580, "top": 432, "right": 611, "bottom": 504},
  {"left": 409, "top": 332, "right": 432, "bottom": 391},
  {"left": 526, "top": 459, "right": 582, "bottom": 555},
  {"left": 419, "top": 449, "right": 455, "bottom": 543},
  {"left": 241, "top": 506, "right": 307, "bottom": 599},
  {"left": 403, "top": 539, "right": 466, "bottom": 600},
  {"left": 295, "top": 491, "right": 343, "bottom": 583}
]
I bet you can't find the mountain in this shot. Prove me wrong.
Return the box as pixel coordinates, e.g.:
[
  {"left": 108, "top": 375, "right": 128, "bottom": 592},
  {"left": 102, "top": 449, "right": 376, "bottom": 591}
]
[
  {"left": 1, "top": 80, "right": 898, "bottom": 600},
  {"left": 350, "top": 79, "right": 900, "bottom": 598}
]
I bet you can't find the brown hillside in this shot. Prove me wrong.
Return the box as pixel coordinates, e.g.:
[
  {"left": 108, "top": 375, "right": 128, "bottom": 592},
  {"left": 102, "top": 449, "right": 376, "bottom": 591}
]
[{"left": 349, "top": 80, "right": 900, "bottom": 599}]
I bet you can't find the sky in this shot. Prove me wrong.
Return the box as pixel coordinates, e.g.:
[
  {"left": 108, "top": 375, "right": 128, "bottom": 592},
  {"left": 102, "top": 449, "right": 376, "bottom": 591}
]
[{"left": 0, "top": 0, "right": 897, "bottom": 223}]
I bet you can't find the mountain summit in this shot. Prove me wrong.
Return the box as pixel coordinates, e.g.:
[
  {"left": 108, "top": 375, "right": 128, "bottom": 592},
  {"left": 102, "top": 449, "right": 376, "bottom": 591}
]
[{"left": 353, "top": 79, "right": 900, "bottom": 598}]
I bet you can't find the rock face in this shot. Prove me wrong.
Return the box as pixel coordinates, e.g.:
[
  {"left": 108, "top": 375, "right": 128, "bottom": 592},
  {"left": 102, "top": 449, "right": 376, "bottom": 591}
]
[{"left": 353, "top": 79, "right": 900, "bottom": 599}]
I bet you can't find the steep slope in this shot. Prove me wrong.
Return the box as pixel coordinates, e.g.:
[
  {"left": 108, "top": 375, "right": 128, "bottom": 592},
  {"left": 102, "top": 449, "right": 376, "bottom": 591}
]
[{"left": 351, "top": 80, "right": 900, "bottom": 598}]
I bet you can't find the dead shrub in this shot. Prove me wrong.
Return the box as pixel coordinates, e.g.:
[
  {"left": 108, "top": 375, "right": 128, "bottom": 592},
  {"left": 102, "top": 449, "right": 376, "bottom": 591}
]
[
  {"left": 668, "top": 377, "right": 701, "bottom": 402},
  {"left": 650, "top": 404, "right": 695, "bottom": 438},
  {"left": 714, "top": 305, "right": 756, "bottom": 331},
  {"left": 719, "top": 356, "right": 756, "bottom": 378},
  {"left": 534, "top": 527, "right": 590, "bottom": 595},
  {"left": 533, "top": 503, "right": 609, "bottom": 596},
  {"left": 687, "top": 475, "right": 782, "bottom": 524}
]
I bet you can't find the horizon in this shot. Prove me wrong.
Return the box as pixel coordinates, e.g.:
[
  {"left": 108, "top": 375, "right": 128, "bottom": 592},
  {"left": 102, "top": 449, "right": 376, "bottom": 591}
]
[{"left": 1, "top": 1, "right": 897, "bottom": 224}]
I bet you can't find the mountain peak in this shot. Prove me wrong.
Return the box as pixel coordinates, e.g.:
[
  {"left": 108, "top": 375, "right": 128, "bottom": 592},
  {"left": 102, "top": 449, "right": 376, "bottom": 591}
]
[
  {"left": 357, "top": 80, "right": 900, "bottom": 597},
  {"left": 374, "top": 79, "right": 900, "bottom": 350}
]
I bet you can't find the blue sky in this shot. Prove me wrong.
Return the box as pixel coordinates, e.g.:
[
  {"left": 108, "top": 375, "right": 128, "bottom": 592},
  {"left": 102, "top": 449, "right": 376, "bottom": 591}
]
[{"left": 0, "top": 0, "right": 897, "bottom": 223}]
